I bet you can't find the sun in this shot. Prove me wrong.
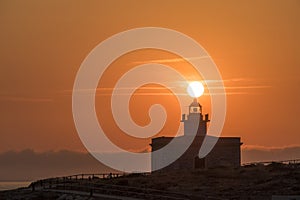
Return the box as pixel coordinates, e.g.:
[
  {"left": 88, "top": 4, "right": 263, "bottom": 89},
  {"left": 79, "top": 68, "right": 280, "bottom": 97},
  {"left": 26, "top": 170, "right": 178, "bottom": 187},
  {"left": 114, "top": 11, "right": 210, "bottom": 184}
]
[{"left": 187, "top": 81, "right": 204, "bottom": 98}]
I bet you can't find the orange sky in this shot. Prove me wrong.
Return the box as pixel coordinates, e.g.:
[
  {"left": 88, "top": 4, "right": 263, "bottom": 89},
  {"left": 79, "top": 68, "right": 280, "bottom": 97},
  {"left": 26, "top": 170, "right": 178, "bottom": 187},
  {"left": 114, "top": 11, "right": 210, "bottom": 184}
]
[{"left": 0, "top": 0, "right": 299, "bottom": 153}]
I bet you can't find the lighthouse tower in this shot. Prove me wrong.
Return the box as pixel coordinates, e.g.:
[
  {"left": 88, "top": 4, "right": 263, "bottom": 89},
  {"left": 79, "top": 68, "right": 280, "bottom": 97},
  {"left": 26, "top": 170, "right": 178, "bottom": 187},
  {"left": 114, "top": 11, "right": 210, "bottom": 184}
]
[
  {"left": 151, "top": 98, "right": 242, "bottom": 171},
  {"left": 181, "top": 98, "right": 210, "bottom": 136}
]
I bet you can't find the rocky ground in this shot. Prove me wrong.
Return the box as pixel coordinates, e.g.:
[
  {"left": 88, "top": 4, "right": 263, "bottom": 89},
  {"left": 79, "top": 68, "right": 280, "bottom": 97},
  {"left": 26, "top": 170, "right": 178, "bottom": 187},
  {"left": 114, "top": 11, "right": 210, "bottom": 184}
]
[
  {"left": 1, "top": 163, "right": 299, "bottom": 200},
  {"left": 104, "top": 163, "right": 300, "bottom": 199}
]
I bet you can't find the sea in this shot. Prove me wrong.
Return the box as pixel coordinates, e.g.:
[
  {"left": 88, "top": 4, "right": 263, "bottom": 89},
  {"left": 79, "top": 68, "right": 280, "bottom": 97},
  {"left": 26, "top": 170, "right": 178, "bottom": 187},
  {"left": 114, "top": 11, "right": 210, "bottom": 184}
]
[{"left": 0, "top": 181, "right": 31, "bottom": 191}]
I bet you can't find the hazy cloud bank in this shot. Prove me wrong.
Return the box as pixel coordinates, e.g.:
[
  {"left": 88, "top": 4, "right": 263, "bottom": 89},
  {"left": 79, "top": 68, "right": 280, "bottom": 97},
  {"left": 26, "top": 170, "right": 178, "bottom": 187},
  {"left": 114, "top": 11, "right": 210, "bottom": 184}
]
[
  {"left": 242, "top": 146, "right": 300, "bottom": 163},
  {"left": 0, "top": 149, "right": 115, "bottom": 181},
  {"left": 1, "top": 146, "right": 300, "bottom": 181}
]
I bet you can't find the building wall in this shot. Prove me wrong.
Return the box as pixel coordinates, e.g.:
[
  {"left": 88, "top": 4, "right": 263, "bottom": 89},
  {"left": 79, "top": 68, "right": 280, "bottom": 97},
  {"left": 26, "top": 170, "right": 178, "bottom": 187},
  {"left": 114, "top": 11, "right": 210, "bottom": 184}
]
[
  {"left": 151, "top": 136, "right": 242, "bottom": 172},
  {"left": 205, "top": 138, "right": 242, "bottom": 168}
]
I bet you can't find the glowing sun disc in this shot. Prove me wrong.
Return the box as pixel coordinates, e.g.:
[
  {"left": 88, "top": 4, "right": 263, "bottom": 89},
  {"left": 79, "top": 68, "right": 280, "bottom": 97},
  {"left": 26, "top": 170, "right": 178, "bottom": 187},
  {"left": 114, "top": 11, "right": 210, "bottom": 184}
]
[{"left": 187, "top": 81, "right": 204, "bottom": 97}]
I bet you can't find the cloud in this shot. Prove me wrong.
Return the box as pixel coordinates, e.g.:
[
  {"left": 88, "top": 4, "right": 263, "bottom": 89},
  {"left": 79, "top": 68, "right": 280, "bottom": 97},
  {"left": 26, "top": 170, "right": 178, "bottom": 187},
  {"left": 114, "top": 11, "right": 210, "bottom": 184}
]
[
  {"left": 61, "top": 77, "right": 271, "bottom": 97},
  {"left": 0, "top": 96, "right": 53, "bottom": 103},
  {"left": 61, "top": 86, "right": 175, "bottom": 94},
  {"left": 206, "top": 78, "right": 271, "bottom": 95},
  {"left": 1, "top": 147, "right": 300, "bottom": 181},
  {"left": 0, "top": 149, "right": 116, "bottom": 181},
  {"left": 242, "top": 145, "right": 300, "bottom": 164},
  {"left": 131, "top": 56, "right": 210, "bottom": 65},
  {"left": 242, "top": 144, "right": 300, "bottom": 151}
]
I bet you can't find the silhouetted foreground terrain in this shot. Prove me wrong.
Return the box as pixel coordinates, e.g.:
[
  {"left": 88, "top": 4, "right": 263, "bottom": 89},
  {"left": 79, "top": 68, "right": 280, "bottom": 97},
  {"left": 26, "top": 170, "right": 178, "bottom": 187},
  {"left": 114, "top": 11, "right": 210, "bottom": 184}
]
[{"left": 1, "top": 163, "right": 299, "bottom": 200}]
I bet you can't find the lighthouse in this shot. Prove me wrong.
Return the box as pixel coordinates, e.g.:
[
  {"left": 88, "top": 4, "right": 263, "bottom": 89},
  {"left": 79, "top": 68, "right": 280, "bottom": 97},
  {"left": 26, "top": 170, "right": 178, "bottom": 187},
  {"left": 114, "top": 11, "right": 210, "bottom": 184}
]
[
  {"left": 151, "top": 98, "right": 242, "bottom": 171},
  {"left": 181, "top": 98, "right": 210, "bottom": 136}
]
